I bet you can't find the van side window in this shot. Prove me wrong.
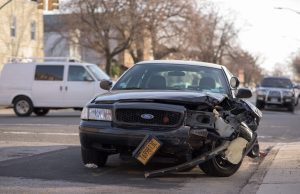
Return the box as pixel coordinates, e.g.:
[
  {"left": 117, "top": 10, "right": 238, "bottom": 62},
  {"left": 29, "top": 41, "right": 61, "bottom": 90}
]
[
  {"left": 35, "top": 65, "right": 64, "bottom": 81},
  {"left": 68, "top": 66, "right": 93, "bottom": 81}
]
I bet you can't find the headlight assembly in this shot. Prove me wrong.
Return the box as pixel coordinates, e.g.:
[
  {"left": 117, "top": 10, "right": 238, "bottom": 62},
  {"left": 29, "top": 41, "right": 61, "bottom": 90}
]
[
  {"left": 257, "top": 89, "right": 267, "bottom": 95},
  {"left": 283, "top": 91, "right": 294, "bottom": 97},
  {"left": 81, "top": 107, "right": 88, "bottom": 120},
  {"left": 80, "top": 107, "right": 112, "bottom": 121}
]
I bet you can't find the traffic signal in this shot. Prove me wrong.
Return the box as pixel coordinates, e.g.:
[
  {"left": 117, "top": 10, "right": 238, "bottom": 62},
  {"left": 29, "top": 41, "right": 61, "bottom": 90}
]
[
  {"left": 37, "top": 0, "right": 44, "bottom": 9},
  {"left": 48, "top": 0, "right": 59, "bottom": 10}
]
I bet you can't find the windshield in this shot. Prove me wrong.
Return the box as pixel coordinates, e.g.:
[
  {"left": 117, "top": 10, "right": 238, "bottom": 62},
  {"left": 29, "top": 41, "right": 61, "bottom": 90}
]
[
  {"left": 87, "top": 65, "right": 110, "bottom": 81},
  {"left": 112, "top": 63, "right": 229, "bottom": 95},
  {"left": 261, "top": 78, "right": 292, "bottom": 88}
]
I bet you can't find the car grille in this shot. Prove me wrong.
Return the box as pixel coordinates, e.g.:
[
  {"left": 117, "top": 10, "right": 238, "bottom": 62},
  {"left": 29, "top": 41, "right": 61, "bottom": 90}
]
[
  {"left": 268, "top": 91, "right": 281, "bottom": 97},
  {"left": 115, "top": 109, "right": 182, "bottom": 127}
]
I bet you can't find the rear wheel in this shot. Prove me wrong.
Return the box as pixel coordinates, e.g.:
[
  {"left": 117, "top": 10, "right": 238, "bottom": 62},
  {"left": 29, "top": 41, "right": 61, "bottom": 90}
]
[
  {"left": 81, "top": 147, "right": 108, "bottom": 167},
  {"left": 34, "top": 108, "right": 49, "bottom": 116},
  {"left": 13, "top": 96, "right": 33, "bottom": 117}
]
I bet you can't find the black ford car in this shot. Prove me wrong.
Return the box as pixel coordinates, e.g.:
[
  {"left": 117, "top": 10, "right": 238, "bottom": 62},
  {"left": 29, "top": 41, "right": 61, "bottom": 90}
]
[{"left": 79, "top": 60, "right": 261, "bottom": 178}]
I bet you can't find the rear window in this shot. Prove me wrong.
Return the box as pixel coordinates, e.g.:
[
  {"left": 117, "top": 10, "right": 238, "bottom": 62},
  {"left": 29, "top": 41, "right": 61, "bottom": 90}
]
[
  {"left": 261, "top": 78, "right": 292, "bottom": 88},
  {"left": 35, "top": 65, "right": 64, "bottom": 81}
]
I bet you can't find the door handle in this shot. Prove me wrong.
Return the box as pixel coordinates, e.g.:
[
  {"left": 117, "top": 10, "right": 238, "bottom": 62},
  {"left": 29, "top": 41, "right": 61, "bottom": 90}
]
[
  {"left": 60, "top": 86, "right": 63, "bottom": 91},
  {"left": 65, "top": 86, "right": 68, "bottom": 91}
]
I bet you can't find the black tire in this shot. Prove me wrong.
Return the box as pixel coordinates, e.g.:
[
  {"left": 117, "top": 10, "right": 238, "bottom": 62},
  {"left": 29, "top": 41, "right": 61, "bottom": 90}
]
[
  {"left": 247, "top": 140, "right": 260, "bottom": 158},
  {"left": 295, "top": 97, "right": 299, "bottom": 106},
  {"left": 81, "top": 147, "right": 108, "bottom": 167},
  {"left": 33, "top": 108, "right": 49, "bottom": 116},
  {"left": 13, "top": 96, "right": 33, "bottom": 117},
  {"left": 199, "top": 155, "right": 242, "bottom": 177},
  {"left": 256, "top": 100, "right": 265, "bottom": 110},
  {"left": 287, "top": 103, "right": 295, "bottom": 112}
]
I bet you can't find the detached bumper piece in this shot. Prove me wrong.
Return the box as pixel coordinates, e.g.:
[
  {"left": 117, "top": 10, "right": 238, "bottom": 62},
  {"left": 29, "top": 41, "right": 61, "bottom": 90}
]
[
  {"left": 144, "top": 141, "right": 230, "bottom": 178},
  {"left": 144, "top": 130, "right": 258, "bottom": 178}
]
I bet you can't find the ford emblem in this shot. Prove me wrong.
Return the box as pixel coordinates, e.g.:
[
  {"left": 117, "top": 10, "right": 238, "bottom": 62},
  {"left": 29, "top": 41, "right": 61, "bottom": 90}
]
[{"left": 141, "top": 113, "right": 154, "bottom": 120}]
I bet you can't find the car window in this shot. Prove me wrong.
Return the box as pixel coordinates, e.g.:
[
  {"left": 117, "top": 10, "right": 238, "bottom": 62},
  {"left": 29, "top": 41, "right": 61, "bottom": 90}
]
[
  {"left": 68, "top": 66, "right": 93, "bottom": 82},
  {"left": 113, "top": 64, "right": 229, "bottom": 95},
  {"left": 86, "top": 65, "right": 110, "bottom": 81},
  {"left": 35, "top": 65, "right": 64, "bottom": 81}
]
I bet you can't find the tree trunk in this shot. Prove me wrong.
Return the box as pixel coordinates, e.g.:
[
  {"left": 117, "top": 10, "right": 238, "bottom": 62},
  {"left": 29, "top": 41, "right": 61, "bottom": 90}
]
[{"left": 105, "top": 56, "right": 112, "bottom": 76}]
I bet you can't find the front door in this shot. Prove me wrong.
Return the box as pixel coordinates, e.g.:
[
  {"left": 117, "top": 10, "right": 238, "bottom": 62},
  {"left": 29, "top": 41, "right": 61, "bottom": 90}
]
[{"left": 64, "top": 65, "right": 95, "bottom": 107}]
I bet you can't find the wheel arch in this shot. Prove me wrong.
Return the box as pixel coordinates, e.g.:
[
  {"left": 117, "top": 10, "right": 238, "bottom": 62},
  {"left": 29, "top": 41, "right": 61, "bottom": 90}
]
[{"left": 12, "top": 94, "right": 34, "bottom": 106}]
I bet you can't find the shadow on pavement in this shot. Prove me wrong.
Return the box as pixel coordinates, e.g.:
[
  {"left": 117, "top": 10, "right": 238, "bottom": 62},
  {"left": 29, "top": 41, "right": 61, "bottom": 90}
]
[{"left": 0, "top": 146, "right": 203, "bottom": 189}]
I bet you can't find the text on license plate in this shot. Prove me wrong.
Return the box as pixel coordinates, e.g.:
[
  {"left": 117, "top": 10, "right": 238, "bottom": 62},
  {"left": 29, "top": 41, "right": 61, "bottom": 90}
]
[{"left": 136, "top": 137, "right": 162, "bottom": 165}]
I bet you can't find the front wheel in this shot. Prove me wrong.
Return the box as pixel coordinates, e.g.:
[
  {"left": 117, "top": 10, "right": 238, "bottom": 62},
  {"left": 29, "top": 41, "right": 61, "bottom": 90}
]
[
  {"left": 13, "top": 96, "right": 33, "bottom": 117},
  {"left": 287, "top": 103, "right": 295, "bottom": 112},
  {"left": 199, "top": 155, "right": 242, "bottom": 177},
  {"left": 81, "top": 147, "right": 108, "bottom": 167}
]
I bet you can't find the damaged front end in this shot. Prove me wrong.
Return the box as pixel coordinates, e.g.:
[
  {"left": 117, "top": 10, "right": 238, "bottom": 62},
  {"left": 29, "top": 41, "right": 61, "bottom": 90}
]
[{"left": 133, "top": 95, "right": 262, "bottom": 178}]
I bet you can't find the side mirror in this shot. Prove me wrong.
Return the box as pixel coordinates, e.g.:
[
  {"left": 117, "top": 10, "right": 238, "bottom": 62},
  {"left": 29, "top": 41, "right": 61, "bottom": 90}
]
[
  {"left": 236, "top": 88, "right": 252, "bottom": 98},
  {"left": 230, "top": 77, "right": 240, "bottom": 89},
  {"left": 100, "top": 79, "right": 113, "bottom": 90}
]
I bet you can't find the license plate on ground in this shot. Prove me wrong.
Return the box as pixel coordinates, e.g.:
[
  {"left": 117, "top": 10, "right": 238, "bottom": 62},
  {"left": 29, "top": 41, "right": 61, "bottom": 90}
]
[{"left": 133, "top": 135, "right": 162, "bottom": 165}]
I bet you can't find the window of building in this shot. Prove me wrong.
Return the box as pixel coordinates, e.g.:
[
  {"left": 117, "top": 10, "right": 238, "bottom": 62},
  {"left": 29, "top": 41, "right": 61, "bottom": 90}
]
[
  {"left": 31, "top": 21, "right": 36, "bottom": 40},
  {"left": 35, "top": 65, "right": 64, "bottom": 81},
  {"left": 10, "top": 16, "right": 16, "bottom": 37},
  {"left": 68, "top": 66, "right": 93, "bottom": 81}
]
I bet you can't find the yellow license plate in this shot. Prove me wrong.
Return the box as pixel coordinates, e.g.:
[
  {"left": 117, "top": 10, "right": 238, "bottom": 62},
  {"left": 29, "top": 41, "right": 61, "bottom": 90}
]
[{"left": 136, "top": 137, "right": 161, "bottom": 165}]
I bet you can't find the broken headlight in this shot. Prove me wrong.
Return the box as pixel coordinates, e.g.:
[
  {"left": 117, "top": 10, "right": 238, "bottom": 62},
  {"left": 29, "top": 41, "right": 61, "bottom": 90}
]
[{"left": 81, "top": 107, "right": 112, "bottom": 121}]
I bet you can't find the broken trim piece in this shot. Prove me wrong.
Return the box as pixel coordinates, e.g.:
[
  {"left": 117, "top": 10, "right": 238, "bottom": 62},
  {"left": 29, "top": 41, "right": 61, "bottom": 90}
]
[{"left": 144, "top": 141, "right": 230, "bottom": 178}]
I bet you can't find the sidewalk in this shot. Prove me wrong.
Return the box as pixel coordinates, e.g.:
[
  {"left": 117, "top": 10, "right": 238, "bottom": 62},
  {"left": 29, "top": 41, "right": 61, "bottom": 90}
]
[{"left": 256, "top": 142, "right": 300, "bottom": 194}]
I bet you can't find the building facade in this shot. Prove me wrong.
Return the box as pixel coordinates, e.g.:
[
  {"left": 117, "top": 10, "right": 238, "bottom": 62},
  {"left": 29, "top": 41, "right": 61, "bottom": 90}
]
[{"left": 0, "top": 0, "right": 44, "bottom": 71}]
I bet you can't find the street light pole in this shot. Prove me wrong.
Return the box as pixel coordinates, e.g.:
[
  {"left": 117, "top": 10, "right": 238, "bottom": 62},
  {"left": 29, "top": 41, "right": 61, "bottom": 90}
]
[{"left": 274, "top": 7, "right": 300, "bottom": 15}]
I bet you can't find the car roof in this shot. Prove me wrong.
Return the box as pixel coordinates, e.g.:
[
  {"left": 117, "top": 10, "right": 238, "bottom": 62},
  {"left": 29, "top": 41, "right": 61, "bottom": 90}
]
[
  {"left": 5, "top": 61, "right": 95, "bottom": 66},
  {"left": 136, "top": 60, "right": 223, "bottom": 69},
  {"left": 262, "top": 76, "right": 291, "bottom": 80}
]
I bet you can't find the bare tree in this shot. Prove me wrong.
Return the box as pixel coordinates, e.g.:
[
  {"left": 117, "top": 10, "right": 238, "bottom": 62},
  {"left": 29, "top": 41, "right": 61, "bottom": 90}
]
[
  {"left": 291, "top": 53, "right": 300, "bottom": 79},
  {"left": 126, "top": 0, "right": 196, "bottom": 63},
  {"left": 182, "top": 8, "right": 238, "bottom": 64},
  {"left": 60, "top": 0, "right": 142, "bottom": 74},
  {"left": 226, "top": 47, "right": 263, "bottom": 86}
]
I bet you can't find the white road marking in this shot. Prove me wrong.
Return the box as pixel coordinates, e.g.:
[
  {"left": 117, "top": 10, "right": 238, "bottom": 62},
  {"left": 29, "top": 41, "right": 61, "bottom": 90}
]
[{"left": 2, "top": 131, "right": 78, "bottom": 136}]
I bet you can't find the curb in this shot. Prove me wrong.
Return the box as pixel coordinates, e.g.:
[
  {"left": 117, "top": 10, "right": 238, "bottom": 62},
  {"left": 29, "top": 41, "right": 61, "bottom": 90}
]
[{"left": 240, "top": 145, "right": 280, "bottom": 194}]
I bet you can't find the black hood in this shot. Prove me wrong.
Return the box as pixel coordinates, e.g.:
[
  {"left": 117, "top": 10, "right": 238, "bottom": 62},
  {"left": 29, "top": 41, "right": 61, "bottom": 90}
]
[{"left": 94, "top": 90, "right": 228, "bottom": 106}]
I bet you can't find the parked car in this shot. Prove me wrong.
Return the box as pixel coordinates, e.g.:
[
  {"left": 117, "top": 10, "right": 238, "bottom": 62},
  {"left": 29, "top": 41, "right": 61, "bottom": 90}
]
[
  {"left": 294, "top": 83, "right": 300, "bottom": 106},
  {"left": 256, "top": 76, "right": 296, "bottom": 112},
  {"left": 79, "top": 60, "right": 261, "bottom": 178},
  {"left": 0, "top": 58, "right": 110, "bottom": 116}
]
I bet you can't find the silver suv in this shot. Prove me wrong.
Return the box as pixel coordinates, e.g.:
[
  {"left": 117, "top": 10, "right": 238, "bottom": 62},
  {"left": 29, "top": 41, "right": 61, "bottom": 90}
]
[{"left": 256, "top": 76, "right": 296, "bottom": 112}]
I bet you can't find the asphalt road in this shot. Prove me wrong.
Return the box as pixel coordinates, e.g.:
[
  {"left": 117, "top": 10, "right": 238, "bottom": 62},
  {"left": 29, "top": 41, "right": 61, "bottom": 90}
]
[{"left": 0, "top": 104, "right": 299, "bottom": 194}]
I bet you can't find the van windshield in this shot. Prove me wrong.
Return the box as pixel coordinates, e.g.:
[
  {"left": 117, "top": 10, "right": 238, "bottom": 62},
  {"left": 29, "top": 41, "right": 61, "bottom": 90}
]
[{"left": 87, "top": 65, "right": 110, "bottom": 81}]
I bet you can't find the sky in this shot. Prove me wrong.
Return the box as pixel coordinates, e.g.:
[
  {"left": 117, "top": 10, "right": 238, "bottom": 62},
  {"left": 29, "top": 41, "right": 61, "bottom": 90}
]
[{"left": 211, "top": 0, "right": 300, "bottom": 75}]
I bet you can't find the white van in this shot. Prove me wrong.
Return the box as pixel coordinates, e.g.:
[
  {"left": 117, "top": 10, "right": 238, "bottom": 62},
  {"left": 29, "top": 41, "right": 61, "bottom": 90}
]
[{"left": 0, "top": 58, "right": 110, "bottom": 116}]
